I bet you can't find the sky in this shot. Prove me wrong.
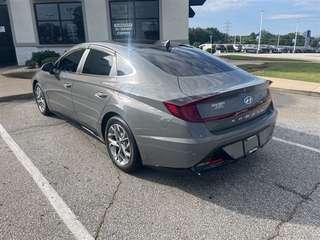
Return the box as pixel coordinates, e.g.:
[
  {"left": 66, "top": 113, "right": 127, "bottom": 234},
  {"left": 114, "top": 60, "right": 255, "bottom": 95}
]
[{"left": 189, "top": 0, "right": 320, "bottom": 38}]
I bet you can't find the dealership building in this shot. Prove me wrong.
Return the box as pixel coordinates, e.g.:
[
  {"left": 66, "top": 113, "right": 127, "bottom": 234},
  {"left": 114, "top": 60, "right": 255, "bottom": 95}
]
[{"left": 0, "top": 0, "right": 205, "bottom": 66}]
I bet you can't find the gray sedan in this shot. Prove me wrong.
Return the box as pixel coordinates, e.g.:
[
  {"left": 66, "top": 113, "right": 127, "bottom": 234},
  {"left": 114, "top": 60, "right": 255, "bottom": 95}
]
[{"left": 32, "top": 41, "right": 277, "bottom": 173}]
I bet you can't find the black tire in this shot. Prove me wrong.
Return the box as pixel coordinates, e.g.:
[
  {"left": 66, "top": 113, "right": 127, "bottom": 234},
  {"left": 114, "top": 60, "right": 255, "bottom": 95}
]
[
  {"left": 34, "top": 83, "right": 51, "bottom": 116},
  {"left": 105, "top": 116, "right": 142, "bottom": 172}
]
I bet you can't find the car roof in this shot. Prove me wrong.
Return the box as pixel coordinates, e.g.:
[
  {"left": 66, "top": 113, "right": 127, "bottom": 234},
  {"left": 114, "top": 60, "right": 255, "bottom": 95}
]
[{"left": 68, "top": 41, "right": 193, "bottom": 57}]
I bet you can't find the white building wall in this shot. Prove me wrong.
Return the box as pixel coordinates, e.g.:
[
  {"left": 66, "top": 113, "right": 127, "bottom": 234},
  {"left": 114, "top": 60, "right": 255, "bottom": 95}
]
[
  {"left": 83, "top": 0, "right": 110, "bottom": 41},
  {"left": 9, "top": 0, "right": 36, "bottom": 44},
  {"left": 160, "top": 0, "right": 189, "bottom": 43}
]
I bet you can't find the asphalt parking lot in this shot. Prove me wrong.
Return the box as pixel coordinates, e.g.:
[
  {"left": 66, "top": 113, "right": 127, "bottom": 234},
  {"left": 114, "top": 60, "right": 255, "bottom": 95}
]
[{"left": 0, "top": 91, "right": 319, "bottom": 239}]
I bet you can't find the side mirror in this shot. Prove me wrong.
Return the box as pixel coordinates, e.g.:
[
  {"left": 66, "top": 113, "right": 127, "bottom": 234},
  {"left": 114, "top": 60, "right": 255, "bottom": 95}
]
[{"left": 42, "top": 62, "right": 54, "bottom": 74}]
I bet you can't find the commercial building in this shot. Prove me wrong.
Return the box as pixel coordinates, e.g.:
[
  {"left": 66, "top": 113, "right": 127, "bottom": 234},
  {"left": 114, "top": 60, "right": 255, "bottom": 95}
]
[{"left": 0, "top": 0, "right": 205, "bottom": 66}]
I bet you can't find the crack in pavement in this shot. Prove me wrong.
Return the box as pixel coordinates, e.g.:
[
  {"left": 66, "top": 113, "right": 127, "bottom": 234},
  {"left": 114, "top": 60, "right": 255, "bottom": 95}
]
[
  {"left": 8, "top": 121, "right": 67, "bottom": 134},
  {"left": 268, "top": 182, "right": 320, "bottom": 240},
  {"left": 94, "top": 167, "right": 122, "bottom": 240},
  {"left": 274, "top": 183, "right": 310, "bottom": 200}
]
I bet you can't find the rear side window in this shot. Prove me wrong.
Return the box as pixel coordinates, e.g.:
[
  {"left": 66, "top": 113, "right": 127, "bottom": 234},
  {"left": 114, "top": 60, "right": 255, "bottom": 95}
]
[
  {"left": 116, "top": 54, "right": 134, "bottom": 76},
  {"left": 135, "top": 46, "right": 234, "bottom": 76}
]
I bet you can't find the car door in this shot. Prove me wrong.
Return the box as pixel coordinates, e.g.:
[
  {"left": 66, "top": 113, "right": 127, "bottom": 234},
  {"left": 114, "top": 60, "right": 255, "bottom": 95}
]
[
  {"left": 72, "top": 46, "right": 117, "bottom": 132},
  {"left": 46, "top": 48, "right": 85, "bottom": 119}
]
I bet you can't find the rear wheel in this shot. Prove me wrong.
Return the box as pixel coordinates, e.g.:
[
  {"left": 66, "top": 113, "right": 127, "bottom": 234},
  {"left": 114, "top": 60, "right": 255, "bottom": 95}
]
[
  {"left": 34, "top": 83, "right": 51, "bottom": 116},
  {"left": 105, "top": 116, "right": 142, "bottom": 172}
]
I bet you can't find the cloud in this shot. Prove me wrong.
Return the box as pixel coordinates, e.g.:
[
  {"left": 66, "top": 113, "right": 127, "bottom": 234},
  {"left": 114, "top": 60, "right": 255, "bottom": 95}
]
[
  {"left": 293, "top": 0, "right": 320, "bottom": 10},
  {"left": 195, "top": 0, "right": 255, "bottom": 12},
  {"left": 268, "top": 14, "right": 310, "bottom": 20}
]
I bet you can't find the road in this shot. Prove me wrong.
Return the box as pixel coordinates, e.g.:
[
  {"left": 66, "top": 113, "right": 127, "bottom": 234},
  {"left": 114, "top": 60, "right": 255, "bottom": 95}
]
[{"left": 0, "top": 92, "right": 319, "bottom": 239}]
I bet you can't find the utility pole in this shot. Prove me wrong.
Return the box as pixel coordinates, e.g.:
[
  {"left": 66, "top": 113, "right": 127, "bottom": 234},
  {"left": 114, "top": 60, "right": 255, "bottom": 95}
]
[{"left": 224, "top": 20, "right": 232, "bottom": 43}]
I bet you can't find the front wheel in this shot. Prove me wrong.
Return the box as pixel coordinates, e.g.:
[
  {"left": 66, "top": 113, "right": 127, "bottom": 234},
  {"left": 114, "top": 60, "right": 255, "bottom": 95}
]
[
  {"left": 34, "top": 83, "right": 51, "bottom": 116},
  {"left": 105, "top": 116, "right": 142, "bottom": 172}
]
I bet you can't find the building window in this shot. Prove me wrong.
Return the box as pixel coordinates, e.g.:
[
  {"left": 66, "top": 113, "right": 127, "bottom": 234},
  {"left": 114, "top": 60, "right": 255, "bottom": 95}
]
[
  {"left": 34, "top": 2, "right": 85, "bottom": 45},
  {"left": 110, "top": 0, "right": 159, "bottom": 43}
]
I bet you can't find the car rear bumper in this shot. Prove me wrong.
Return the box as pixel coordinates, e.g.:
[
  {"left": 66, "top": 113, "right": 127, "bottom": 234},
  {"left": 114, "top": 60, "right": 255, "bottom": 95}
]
[{"left": 136, "top": 109, "right": 278, "bottom": 170}]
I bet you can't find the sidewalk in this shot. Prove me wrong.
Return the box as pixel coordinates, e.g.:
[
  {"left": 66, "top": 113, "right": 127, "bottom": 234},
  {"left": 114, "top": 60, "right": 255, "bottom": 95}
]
[
  {"left": 0, "top": 74, "right": 33, "bottom": 102},
  {"left": 0, "top": 67, "right": 319, "bottom": 103},
  {"left": 259, "top": 76, "right": 320, "bottom": 97}
]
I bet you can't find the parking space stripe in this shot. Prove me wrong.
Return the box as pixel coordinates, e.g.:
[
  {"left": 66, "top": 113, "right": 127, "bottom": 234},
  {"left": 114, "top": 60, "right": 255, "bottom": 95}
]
[
  {"left": 273, "top": 137, "right": 320, "bottom": 153},
  {"left": 0, "top": 124, "right": 94, "bottom": 240}
]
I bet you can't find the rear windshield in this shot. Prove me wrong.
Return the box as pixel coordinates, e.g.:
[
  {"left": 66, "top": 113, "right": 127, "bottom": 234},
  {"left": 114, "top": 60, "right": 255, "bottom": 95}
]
[{"left": 135, "top": 46, "right": 234, "bottom": 76}]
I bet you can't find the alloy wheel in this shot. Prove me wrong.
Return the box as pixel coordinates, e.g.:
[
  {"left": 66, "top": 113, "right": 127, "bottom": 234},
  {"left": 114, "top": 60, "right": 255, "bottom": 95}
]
[
  {"left": 35, "top": 85, "right": 46, "bottom": 113},
  {"left": 107, "top": 123, "right": 131, "bottom": 166}
]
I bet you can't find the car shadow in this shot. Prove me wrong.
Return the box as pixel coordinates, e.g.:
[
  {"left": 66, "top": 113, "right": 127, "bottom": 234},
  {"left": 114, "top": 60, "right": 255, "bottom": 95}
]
[{"left": 130, "top": 129, "right": 320, "bottom": 228}]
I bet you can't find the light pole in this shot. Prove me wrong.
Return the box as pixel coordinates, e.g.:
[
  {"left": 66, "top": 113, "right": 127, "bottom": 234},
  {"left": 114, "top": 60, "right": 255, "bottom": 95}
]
[
  {"left": 257, "top": 10, "right": 265, "bottom": 53},
  {"left": 234, "top": 29, "right": 236, "bottom": 44},
  {"left": 65, "top": 7, "right": 75, "bottom": 43},
  {"left": 45, "top": 14, "right": 54, "bottom": 40},
  {"left": 293, "top": 19, "right": 300, "bottom": 53},
  {"left": 210, "top": 35, "right": 213, "bottom": 54}
]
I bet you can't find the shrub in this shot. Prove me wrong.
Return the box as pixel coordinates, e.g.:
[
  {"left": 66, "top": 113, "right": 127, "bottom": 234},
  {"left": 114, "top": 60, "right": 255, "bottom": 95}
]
[
  {"left": 25, "top": 60, "right": 37, "bottom": 69},
  {"left": 42, "top": 56, "right": 59, "bottom": 65},
  {"left": 206, "top": 47, "right": 215, "bottom": 54},
  {"left": 31, "top": 50, "right": 60, "bottom": 67}
]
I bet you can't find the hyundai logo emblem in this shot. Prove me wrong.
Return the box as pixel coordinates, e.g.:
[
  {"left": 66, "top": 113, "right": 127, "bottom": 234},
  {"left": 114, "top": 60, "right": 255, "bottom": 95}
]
[{"left": 244, "top": 96, "right": 253, "bottom": 104}]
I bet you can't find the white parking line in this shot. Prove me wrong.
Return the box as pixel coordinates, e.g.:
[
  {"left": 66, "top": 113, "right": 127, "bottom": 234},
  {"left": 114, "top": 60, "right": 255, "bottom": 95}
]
[
  {"left": 273, "top": 137, "right": 320, "bottom": 153},
  {"left": 0, "top": 124, "right": 94, "bottom": 240}
]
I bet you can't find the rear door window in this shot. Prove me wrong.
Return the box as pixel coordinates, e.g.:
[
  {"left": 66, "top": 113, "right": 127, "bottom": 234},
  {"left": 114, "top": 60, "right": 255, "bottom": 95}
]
[{"left": 82, "top": 49, "right": 114, "bottom": 76}]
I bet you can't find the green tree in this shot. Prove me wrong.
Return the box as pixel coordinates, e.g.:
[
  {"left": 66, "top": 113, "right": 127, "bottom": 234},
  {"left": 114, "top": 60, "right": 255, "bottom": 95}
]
[{"left": 309, "top": 38, "right": 319, "bottom": 47}]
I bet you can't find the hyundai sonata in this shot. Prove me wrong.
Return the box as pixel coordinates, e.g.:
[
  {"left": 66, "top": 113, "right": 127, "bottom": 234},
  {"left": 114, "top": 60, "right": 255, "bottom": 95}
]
[{"left": 32, "top": 41, "right": 277, "bottom": 173}]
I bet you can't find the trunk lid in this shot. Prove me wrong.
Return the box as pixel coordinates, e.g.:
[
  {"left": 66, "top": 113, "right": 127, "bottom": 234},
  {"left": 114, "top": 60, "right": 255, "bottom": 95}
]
[{"left": 178, "top": 69, "right": 273, "bottom": 132}]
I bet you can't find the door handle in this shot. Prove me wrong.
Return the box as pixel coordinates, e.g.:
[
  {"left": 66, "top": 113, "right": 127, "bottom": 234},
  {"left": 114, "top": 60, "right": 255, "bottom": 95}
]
[
  {"left": 95, "top": 90, "right": 108, "bottom": 98},
  {"left": 63, "top": 82, "right": 72, "bottom": 88}
]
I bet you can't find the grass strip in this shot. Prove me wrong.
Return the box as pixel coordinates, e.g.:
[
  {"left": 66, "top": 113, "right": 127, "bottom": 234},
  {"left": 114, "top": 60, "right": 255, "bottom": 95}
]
[{"left": 238, "top": 62, "right": 320, "bottom": 83}]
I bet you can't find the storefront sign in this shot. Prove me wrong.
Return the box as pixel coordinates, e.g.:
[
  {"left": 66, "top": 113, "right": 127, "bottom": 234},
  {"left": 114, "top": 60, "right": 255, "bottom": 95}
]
[{"left": 114, "top": 23, "right": 133, "bottom": 36}]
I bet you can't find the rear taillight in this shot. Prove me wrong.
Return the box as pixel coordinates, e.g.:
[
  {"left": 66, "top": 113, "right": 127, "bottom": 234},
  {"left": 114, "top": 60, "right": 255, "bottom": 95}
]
[
  {"left": 163, "top": 102, "right": 203, "bottom": 122},
  {"left": 164, "top": 90, "right": 271, "bottom": 123},
  {"left": 163, "top": 94, "right": 220, "bottom": 123}
]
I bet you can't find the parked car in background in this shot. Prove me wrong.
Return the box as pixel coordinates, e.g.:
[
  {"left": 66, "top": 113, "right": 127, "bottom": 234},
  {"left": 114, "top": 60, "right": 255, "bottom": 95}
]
[
  {"left": 259, "top": 45, "right": 271, "bottom": 53},
  {"left": 198, "top": 43, "right": 213, "bottom": 52},
  {"left": 32, "top": 41, "right": 277, "bottom": 174},
  {"left": 233, "top": 44, "right": 242, "bottom": 52},
  {"left": 271, "top": 45, "right": 288, "bottom": 53},
  {"left": 242, "top": 44, "right": 257, "bottom": 53},
  {"left": 215, "top": 44, "right": 226, "bottom": 52}
]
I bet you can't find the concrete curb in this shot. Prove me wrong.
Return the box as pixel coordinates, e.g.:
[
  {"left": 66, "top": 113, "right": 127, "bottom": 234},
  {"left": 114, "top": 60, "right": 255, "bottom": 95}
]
[
  {"left": 0, "top": 93, "right": 33, "bottom": 103},
  {"left": 270, "top": 87, "right": 320, "bottom": 97}
]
